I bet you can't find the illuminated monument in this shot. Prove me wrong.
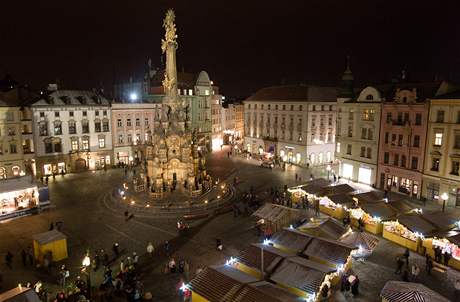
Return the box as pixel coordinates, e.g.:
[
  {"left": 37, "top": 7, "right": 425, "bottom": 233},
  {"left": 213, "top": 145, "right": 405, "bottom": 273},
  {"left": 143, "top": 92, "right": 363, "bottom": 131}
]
[{"left": 146, "top": 9, "right": 208, "bottom": 197}]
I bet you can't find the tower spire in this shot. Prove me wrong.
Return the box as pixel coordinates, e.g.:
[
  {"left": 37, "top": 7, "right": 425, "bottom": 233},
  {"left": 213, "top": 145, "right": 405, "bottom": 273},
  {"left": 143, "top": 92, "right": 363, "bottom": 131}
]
[{"left": 161, "top": 9, "right": 179, "bottom": 99}]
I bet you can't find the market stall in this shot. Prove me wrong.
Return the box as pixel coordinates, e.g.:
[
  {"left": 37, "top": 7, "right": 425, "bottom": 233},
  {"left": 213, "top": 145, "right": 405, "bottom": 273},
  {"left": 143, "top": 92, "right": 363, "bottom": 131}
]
[
  {"left": 252, "top": 203, "right": 306, "bottom": 233},
  {"left": 0, "top": 176, "right": 40, "bottom": 221},
  {"left": 340, "top": 231, "right": 379, "bottom": 258},
  {"left": 354, "top": 191, "right": 404, "bottom": 203},
  {"left": 383, "top": 213, "right": 437, "bottom": 252},
  {"left": 380, "top": 281, "right": 451, "bottom": 302},
  {"left": 298, "top": 217, "right": 351, "bottom": 240},
  {"left": 32, "top": 230, "right": 68, "bottom": 263},
  {"left": 349, "top": 201, "right": 398, "bottom": 235},
  {"left": 319, "top": 193, "right": 355, "bottom": 220},
  {"left": 0, "top": 286, "right": 41, "bottom": 302},
  {"left": 419, "top": 211, "right": 460, "bottom": 269}
]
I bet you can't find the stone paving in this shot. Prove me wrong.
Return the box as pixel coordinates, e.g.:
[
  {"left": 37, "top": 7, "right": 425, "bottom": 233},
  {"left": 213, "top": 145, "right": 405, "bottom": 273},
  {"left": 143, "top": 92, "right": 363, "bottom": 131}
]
[{"left": 0, "top": 147, "right": 459, "bottom": 301}]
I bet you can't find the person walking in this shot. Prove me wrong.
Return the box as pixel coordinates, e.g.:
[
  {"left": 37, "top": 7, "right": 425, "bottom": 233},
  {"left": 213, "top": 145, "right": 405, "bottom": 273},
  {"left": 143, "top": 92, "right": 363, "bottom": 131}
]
[
  {"left": 21, "top": 249, "right": 27, "bottom": 267},
  {"left": 5, "top": 251, "right": 13, "bottom": 269},
  {"left": 146, "top": 242, "right": 154, "bottom": 257},
  {"left": 120, "top": 259, "right": 125, "bottom": 273},
  {"left": 403, "top": 248, "right": 410, "bottom": 267},
  {"left": 49, "top": 222, "right": 54, "bottom": 231},
  {"left": 411, "top": 264, "right": 420, "bottom": 281},
  {"left": 425, "top": 254, "right": 433, "bottom": 275},
  {"left": 295, "top": 173, "right": 298, "bottom": 181},
  {"left": 112, "top": 242, "right": 120, "bottom": 257},
  {"left": 27, "top": 246, "right": 34, "bottom": 266},
  {"left": 164, "top": 241, "right": 170, "bottom": 256},
  {"left": 133, "top": 252, "right": 139, "bottom": 268},
  {"left": 314, "top": 198, "right": 320, "bottom": 217},
  {"left": 350, "top": 275, "right": 360, "bottom": 297},
  {"left": 454, "top": 279, "right": 460, "bottom": 301},
  {"left": 395, "top": 256, "right": 404, "bottom": 274}
]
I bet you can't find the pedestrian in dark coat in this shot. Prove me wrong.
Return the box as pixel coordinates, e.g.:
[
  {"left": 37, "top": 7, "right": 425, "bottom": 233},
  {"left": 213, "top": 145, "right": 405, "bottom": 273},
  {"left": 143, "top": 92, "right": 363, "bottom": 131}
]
[
  {"left": 426, "top": 254, "right": 433, "bottom": 275},
  {"left": 21, "top": 249, "right": 27, "bottom": 267},
  {"left": 403, "top": 248, "right": 410, "bottom": 267},
  {"left": 395, "top": 256, "right": 404, "bottom": 274},
  {"left": 351, "top": 276, "right": 360, "bottom": 297}
]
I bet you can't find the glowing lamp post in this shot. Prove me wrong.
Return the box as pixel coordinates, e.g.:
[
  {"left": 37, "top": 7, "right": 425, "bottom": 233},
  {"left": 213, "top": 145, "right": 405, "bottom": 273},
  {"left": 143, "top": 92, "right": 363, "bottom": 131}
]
[
  {"left": 82, "top": 254, "right": 91, "bottom": 299},
  {"left": 441, "top": 192, "right": 448, "bottom": 212},
  {"left": 129, "top": 92, "right": 138, "bottom": 102}
]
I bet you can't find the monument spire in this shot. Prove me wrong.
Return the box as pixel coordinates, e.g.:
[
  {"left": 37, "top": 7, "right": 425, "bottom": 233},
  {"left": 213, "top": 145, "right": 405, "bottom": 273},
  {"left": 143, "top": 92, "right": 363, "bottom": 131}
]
[{"left": 162, "top": 9, "right": 178, "bottom": 99}]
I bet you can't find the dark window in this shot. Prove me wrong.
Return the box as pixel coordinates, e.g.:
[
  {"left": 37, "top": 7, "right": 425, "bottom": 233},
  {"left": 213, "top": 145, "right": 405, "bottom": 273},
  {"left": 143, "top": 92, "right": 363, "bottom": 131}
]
[
  {"left": 411, "top": 157, "right": 418, "bottom": 170},
  {"left": 39, "top": 123, "right": 48, "bottom": 136},
  {"left": 95, "top": 121, "right": 101, "bottom": 132},
  {"left": 69, "top": 111, "right": 74, "bottom": 117},
  {"left": 82, "top": 121, "right": 89, "bottom": 133},
  {"left": 451, "top": 161, "right": 460, "bottom": 175},
  {"left": 415, "top": 113, "right": 422, "bottom": 125},
  {"left": 361, "top": 128, "right": 367, "bottom": 139},
  {"left": 54, "top": 142, "right": 62, "bottom": 153},
  {"left": 384, "top": 152, "right": 389, "bottom": 164},
  {"left": 360, "top": 147, "right": 365, "bottom": 157},
  {"left": 386, "top": 112, "right": 392, "bottom": 123},
  {"left": 54, "top": 122, "right": 62, "bottom": 135},
  {"left": 321, "top": 105, "right": 324, "bottom": 111},
  {"left": 54, "top": 111, "right": 59, "bottom": 118},
  {"left": 329, "top": 105, "right": 333, "bottom": 111},
  {"left": 95, "top": 111, "right": 99, "bottom": 116},
  {"left": 398, "top": 134, "right": 403, "bottom": 146},
  {"left": 68, "top": 121, "right": 76, "bottom": 134},
  {"left": 40, "top": 112, "right": 45, "bottom": 118},
  {"left": 454, "top": 134, "right": 460, "bottom": 149},
  {"left": 312, "top": 105, "right": 316, "bottom": 111},
  {"left": 457, "top": 111, "right": 460, "bottom": 124},
  {"left": 431, "top": 158, "right": 440, "bottom": 171},
  {"left": 103, "top": 121, "right": 109, "bottom": 132},
  {"left": 436, "top": 110, "right": 444, "bottom": 123},
  {"left": 413, "top": 135, "right": 420, "bottom": 148},
  {"left": 401, "top": 155, "right": 406, "bottom": 168},
  {"left": 103, "top": 110, "right": 107, "bottom": 116},
  {"left": 347, "top": 144, "right": 352, "bottom": 155},
  {"left": 45, "top": 142, "right": 53, "bottom": 153},
  {"left": 83, "top": 111, "right": 87, "bottom": 117},
  {"left": 366, "top": 147, "right": 372, "bottom": 159},
  {"left": 394, "top": 154, "right": 399, "bottom": 166},
  {"left": 404, "top": 113, "right": 409, "bottom": 123},
  {"left": 391, "top": 134, "right": 396, "bottom": 145}
]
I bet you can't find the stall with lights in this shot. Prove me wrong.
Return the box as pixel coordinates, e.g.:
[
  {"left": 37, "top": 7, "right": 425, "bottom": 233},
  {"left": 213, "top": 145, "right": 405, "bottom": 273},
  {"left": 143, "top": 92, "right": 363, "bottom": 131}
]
[
  {"left": 418, "top": 211, "right": 460, "bottom": 269},
  {"left": 298, "top": 217, "right": 351, "bottom": 241},
  {"left": 318, "top": 193, "right": 355, "bottom": 220},
  {"left": 0, "top": 176, "right": 41, "bottom": 221},
  {"left": 252, "top": 203, "right": 306, "bottom": 233},
  {"left": 348, "top": 201, "right": 399, "bottom": 235},
  {"left": 383, "top": 212, "right": 438, "bottom": 252},
  {"left": 288, "top": 178, "right": 330, "bottom": 204}
]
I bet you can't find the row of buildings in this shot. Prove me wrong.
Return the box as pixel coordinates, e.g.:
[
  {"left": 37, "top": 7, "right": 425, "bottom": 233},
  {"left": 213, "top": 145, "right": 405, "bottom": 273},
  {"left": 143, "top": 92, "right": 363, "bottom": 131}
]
[
  {"left": 0, "top": 71, "right": 244, "bottom": 179},
  {"left": 242, "top": 65, "right": 460, "bottom": 207}
]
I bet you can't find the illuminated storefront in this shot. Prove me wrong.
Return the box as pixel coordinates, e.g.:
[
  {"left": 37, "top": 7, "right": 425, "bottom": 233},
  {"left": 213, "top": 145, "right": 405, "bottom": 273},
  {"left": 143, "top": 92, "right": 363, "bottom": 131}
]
[{"left": 0, "top": 176, "right": 43, "bottom": 221}]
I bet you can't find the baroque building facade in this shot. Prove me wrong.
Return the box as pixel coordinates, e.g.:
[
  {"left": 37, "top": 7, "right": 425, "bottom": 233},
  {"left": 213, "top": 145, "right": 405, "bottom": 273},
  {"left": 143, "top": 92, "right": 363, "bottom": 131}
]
[
  {"left": 422, "top": 90, "right": 460, "bottom": 207},
  {"left": 31, "top": 87, "right": 113, "bottom": 176},
  {"left": 111, "top": 102, "right": 159, "bottom": 165},
  {"left": 243, "top": 85, "right": 336, "bottom": 166}
]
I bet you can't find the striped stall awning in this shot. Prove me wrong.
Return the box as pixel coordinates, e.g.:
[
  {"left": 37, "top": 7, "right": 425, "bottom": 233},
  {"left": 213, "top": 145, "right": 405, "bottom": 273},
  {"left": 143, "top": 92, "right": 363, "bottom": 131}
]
[{"left": 380, "top": 281, "right": 451, "bottom": 302}]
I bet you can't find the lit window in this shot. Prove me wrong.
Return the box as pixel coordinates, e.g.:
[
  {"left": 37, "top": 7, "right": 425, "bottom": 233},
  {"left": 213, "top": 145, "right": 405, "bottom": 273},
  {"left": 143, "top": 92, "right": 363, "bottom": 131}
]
[
  {"left": 336, "top": 142, "right": 341, "bottom": 153},
  {"left": 205, "top": 89, "right": 210, "bottom": 96},
  {"left": 98, "top": 138, "right": 105, "bottom": 148},
  {"left": 82, "top": 138, "right": 89, "bottom": 150},
  {"left": 188, "top": 89, "right": 193, "bottom": 95},
  {"left": 71, "top": 139, "right": 79, "bottom": 151},
  {"left": 434, "top": 133, "right": 443, "bottom": 146}
]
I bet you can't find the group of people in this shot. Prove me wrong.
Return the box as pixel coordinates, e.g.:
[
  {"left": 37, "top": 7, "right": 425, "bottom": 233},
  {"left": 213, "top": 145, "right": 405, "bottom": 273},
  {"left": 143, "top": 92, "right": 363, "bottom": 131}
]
[
  {"left": 433, "top": 243, "right": 453, "bottom": 266},
  {"left": 339, "top": 273, "right": 360, "bottom": 298},
  {"left": 395, "top": 248, "right": 422, "bottom": 282}
]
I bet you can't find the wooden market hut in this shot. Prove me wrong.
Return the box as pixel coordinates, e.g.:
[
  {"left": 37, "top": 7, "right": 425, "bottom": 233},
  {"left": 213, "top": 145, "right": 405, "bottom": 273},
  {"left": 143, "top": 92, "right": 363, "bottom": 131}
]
[
  {"left": 320, "top": 184, "right": 355, "bottom": 196},
  {"left": 380, "top": 281, "right": 451, "bottom": 302},
  {"left": 298, "top": 217, "right": 351, "bottom": 240},
  {"left": 252, "top": 203, "right": 306, "bottom": 233},
  {"left": 32, "top": 229, "right": 68, "bottom": 262}
]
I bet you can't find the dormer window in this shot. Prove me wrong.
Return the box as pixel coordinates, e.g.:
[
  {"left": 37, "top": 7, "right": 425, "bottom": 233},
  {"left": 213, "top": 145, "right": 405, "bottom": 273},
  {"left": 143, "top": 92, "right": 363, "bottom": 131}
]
[{"left": 366, "top": 94, "right": 374, "bottom": 100}]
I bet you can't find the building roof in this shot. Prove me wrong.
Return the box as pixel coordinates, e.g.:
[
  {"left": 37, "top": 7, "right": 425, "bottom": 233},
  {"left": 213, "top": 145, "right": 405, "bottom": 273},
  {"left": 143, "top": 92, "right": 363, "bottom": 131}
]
[
  {"left": 302, "top": 235, "right": 354, "bottom": 266},
  {"left": 270, "top": 229, "right": 313, "bottom": 253},
  {"left": 397, "top": 213, "right": 437, "bottom": 236},
  {"left": 321, "top": 184, "right": 355, "bottom": 196},
  {"left": 188, "top": 266, "right": 250, "bottom": 301},
  {"left": 32, "top": 230, "right": 66, "bottom": 245},
  {"left": 269, "top": 257, "right": 331, "bottom": 295},
  {"left": 359, "top": 202, "right": 398, "bottom": 221},
  {"left": 32, "top": 90, "right": 110, "bottom": 106},
  {"left": 246, "top": 281, "right": 303, "bottom": 302},
  {"left": 252, "top": 203, "right": 304, "bottom": 224},
  {"left": 298, "top": 217, "right": 350, "bottom": 240},
  {"left": 0, "top": 287, "right": 41, "bottom": 302},
  {"left": 246, "top": 85, "right": 337, "bottom": 102},
  {"left": 420, "top": 211, "right": 458, "bottom": 231},
  {"left": 237, "top": 244, "right": 290, "bottom": 274},
  {"left": 0, "top": 176, "right": 37, "bottom": 193}
]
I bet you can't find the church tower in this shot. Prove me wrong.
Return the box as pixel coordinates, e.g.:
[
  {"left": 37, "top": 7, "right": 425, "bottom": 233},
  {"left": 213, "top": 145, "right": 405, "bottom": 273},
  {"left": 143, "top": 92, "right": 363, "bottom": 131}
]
[{"left": 338, "top": 56, "right": 354, "bottom": 102}]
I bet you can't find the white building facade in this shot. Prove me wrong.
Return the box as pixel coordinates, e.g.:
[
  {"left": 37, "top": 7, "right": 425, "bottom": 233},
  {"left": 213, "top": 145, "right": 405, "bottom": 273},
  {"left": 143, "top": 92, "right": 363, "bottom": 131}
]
[
  {"left": 31, "top": 88, "right": 113, "bottom": 176},
  {"left": 243, "top": 85, "right": 337, "bottom": 165},
  {"left": 111, "top": 102, "right": 159, "bottom": 165}
]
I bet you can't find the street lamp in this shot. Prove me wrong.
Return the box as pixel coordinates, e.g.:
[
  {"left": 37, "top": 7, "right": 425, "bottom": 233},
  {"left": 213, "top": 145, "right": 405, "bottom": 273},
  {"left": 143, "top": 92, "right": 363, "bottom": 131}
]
[
  {"left": 441, "top": 192, "right": 448, "bottom": 212},
  {"left": 326, "top": 165, "right": 331, "bottom": 181},
  {"left": 82, "top": 253, "right": 91, "bottom": 299},
  {"left": 129, "top": 92, "right": 138, "bottom": 102}
]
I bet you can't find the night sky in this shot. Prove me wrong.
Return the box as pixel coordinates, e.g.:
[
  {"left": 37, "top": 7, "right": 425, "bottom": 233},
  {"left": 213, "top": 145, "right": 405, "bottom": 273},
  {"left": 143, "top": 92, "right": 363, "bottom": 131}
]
[{"left": 1, "top": 0, "right": 459, "bottom": 98}]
